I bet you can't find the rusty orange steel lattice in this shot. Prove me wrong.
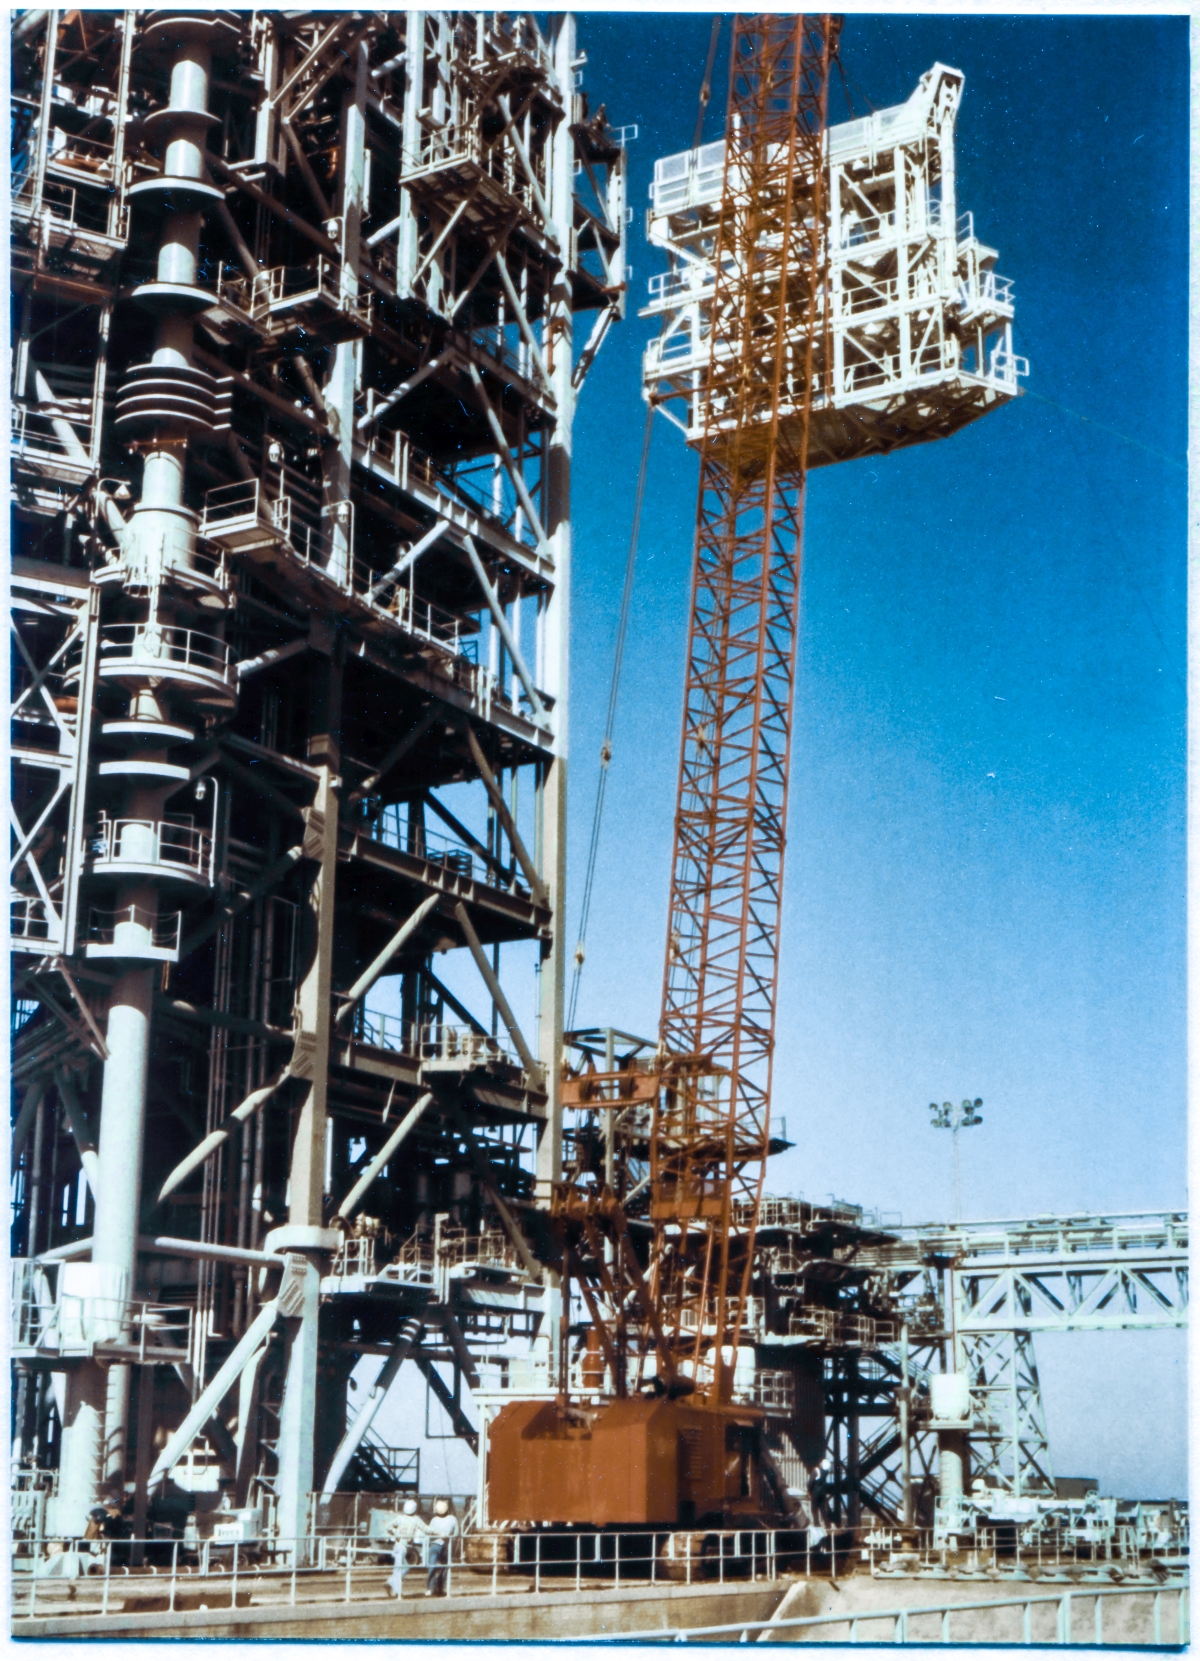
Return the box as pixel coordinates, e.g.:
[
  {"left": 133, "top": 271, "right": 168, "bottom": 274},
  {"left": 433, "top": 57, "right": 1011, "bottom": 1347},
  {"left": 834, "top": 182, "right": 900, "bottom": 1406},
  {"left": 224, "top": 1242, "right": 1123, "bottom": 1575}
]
[{"left": 652, "top": 14, "right": 841, "bottom": 1402}]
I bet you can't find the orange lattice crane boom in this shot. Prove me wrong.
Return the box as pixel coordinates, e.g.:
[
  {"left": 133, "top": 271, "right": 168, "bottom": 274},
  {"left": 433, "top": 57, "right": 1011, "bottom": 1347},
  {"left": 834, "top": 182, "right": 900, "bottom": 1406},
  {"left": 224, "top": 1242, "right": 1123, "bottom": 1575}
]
[{"left": 488, "top": 14, "right": 841, "bottom": 1529}]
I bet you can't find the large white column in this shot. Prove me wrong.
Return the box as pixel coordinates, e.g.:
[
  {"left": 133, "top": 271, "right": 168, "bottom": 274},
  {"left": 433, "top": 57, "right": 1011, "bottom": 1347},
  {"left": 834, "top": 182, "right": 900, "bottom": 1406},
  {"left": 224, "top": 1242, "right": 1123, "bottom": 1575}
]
[
  {"left": 52, "top": 1364, "right": 108, "bottom": 1537},
  {"left": 535, "top": 12, "right": 577, "bottom": 1202},
  {"left": 94, "top": 962, "right": 155, "bottom": 1489}
]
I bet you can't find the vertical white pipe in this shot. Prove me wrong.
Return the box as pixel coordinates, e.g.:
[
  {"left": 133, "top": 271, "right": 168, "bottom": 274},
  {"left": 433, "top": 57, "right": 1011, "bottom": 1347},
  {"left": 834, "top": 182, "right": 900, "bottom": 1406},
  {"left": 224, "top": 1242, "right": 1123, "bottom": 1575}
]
[
  {"left": 534, "top": 11, "right": 576, "bottom": 1205},
  {"left": 54, "top": 1363, "right": 108, "bottom": 1536}
]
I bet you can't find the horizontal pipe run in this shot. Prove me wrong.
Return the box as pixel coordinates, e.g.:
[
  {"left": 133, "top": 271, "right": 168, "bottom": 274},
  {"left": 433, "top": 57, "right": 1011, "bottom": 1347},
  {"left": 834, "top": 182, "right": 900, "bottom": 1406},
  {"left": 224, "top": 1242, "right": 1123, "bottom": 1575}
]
[
  {"left": 237, "top": 638, "right": 309, "bottom": 681},
  {"left": 142, "top": 1236, "right": 284, "bottom": 1270},
  {"left": 34, "top": 1237, "right": 284, "bottom": 1269},
  {"left": 35, "top": 1236, "right": 95, "bottom": 1264},
  {"left": 155, "top": 997, "right": 292, "bottom": 1043}
]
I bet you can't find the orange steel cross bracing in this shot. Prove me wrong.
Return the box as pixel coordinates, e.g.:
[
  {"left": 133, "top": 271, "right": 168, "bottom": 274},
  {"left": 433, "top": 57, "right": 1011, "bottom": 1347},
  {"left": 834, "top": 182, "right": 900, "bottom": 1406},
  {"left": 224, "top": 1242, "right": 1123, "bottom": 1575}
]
[{"left": 651, "top": 14, "right": 841, "bottom": 1405}]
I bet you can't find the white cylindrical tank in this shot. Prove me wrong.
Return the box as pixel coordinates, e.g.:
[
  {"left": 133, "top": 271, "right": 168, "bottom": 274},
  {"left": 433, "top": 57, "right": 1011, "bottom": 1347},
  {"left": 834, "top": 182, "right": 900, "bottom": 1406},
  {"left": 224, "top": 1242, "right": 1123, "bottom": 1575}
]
[{"left": 930, "top": 1371, "right": 970, "bottom": 1423}]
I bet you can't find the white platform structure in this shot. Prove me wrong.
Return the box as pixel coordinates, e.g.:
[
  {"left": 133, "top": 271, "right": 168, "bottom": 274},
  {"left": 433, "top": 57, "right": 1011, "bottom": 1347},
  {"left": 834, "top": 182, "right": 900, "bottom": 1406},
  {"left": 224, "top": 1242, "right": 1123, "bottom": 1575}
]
[{"left": 642, "top": 64, "right": 1027, "bottom": 463}]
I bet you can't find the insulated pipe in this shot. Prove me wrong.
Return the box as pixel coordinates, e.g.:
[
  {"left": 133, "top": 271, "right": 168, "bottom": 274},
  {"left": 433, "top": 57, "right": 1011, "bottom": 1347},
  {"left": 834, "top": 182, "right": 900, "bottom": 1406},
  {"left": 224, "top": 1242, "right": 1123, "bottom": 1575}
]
[
  {"left": 35, "top": 1235, "right": 95, "bottom": 1264},
  {"left": 453, "top": 901, "right": 540, "bottom": 1077},
  {"left": 334, "top": 893, "right": 441, "bottom": 1025},
  {"left": 148, "top": 1297, "right": 280, "bottom": 1491},
  {"left": 320, "top": 1317, "right": 422, "bottom": 1495},
  {"left": 142, "top": 1235, "right": 283, "bottom": 1270},
  {"left": 54, "top": 1366, "right": 108, "bottom": 1537},
  {"left": 237, "top": 637, "right": 309, "bottom": 681},
  {"left": 92, "top": 969, "right": 154, "bottom": 1275},
  {"left": 335, "top": 1092, "right": 434, "bottom": 1223},
  {"left": 92, "top": 964, "right": 155, "bottom": 1497},
  {"left": 157, "top": 1061, "right": 296, "bottom": 1203}
]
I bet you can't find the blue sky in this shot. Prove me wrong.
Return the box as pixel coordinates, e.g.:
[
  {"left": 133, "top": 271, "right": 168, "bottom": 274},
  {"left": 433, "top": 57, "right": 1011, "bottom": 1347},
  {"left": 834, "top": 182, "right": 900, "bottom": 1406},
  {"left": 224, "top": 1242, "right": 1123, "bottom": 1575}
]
[
  {"left": 374, "top": 15, "right": 1187, "bottom": 1503},
  {"left": 558, "top": 11, "right": 1189, "bottom": 1494}
]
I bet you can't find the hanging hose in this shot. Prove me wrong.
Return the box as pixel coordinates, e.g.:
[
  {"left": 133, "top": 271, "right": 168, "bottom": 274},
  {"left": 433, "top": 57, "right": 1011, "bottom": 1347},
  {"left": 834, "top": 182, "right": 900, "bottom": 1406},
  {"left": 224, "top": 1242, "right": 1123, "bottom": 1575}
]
[{"left": 567, "top": 403, "right": 655, "bottom": 1032}]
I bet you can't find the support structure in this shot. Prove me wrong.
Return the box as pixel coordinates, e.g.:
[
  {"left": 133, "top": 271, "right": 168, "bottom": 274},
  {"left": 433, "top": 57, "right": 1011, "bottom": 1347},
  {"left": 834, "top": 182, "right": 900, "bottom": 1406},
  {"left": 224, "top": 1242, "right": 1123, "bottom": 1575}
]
[{"left": 10, "top": 8, "right": 626, "bottom": 1541}]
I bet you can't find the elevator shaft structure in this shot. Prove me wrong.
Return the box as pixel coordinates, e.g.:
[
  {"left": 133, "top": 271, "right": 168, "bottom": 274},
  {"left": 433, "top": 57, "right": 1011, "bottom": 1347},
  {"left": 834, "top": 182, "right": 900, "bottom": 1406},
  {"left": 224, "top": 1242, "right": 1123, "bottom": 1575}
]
[{"left": 11, "top": 7, "right": 627, "bottom": 1549}]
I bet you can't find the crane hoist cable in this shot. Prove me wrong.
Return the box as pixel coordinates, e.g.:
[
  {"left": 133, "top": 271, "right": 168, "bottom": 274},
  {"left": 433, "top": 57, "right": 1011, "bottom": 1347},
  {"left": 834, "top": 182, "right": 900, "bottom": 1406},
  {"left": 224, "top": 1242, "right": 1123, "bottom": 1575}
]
[
  {"left": 692, "top": 16, "right": 722, "bottom": 148},
  {"left": 567, "top": 399, "right": 654, "bottom": 1030},
  {"left": 567, "top": 21, "right": 723, "bottom": 1032}
]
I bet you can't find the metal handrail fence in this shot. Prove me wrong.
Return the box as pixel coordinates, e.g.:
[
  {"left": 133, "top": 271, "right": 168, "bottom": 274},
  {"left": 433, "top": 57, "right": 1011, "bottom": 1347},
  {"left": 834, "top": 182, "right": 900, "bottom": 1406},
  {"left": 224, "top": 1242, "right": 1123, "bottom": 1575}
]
[
  {"left": 89, "top": 817, "right": 213, "bottom": 882},
  {"left": 11, "top": 1526, "right": 787, "bottom": 1622},
  {"left": 86, "top": 905, "right": 181, "bottom": 954},
  {"left": 354, "top": 1011, "right": 523, "bottom": 1074},
  {"left": 98, "top": 623, "right": 233, "bottom": 679},
  {"left": 587, "top": 1584, "right": 1191, "bottom": 1645},
  {"left": 12, "top": 1520, "right": 1189, "bottom": 1627}
]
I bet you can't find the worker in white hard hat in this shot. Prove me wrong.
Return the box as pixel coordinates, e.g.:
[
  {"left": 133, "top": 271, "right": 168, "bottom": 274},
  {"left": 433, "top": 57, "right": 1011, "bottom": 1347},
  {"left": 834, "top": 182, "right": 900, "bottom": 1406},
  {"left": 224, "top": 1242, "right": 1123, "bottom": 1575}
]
[
  {"left": 387, "top": 1499, "right": 428, "bottom": 1598},
  {"left": 425, "top": 1498, "right": 459, "bottom": 1597}
]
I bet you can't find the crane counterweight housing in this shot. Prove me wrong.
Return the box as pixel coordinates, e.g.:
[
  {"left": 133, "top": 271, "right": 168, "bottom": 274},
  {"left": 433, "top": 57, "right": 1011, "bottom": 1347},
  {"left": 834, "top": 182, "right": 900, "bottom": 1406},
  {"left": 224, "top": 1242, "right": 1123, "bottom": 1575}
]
[{"left": 488, "top": 1396, "right": 772, "bottom": 1529}]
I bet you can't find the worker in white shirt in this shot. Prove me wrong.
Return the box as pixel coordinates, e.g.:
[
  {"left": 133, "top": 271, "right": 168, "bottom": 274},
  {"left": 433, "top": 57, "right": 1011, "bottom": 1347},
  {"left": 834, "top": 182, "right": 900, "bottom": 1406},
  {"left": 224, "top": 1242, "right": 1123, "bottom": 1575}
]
[
  {"left": 387, "top": 1500, "right": 429, "bottom": 1597},
  {"left": 425, "top": 1498, "right": 459, "bottom": 1596}
]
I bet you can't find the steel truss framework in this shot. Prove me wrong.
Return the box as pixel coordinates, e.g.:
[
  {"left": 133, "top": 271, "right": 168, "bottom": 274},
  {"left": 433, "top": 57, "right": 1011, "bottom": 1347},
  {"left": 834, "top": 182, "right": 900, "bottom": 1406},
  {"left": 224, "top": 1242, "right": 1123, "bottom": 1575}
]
[
  {"left": 10, "top": 7, "right": 626, "bottom": 1550},
  {"left": 821, "top": 1212, "right": 1191, "bottom": 1519}
]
